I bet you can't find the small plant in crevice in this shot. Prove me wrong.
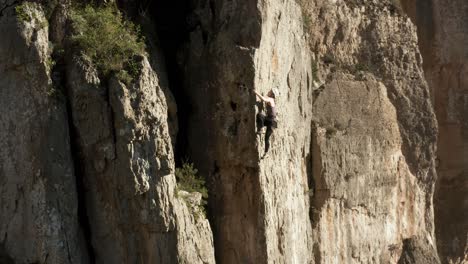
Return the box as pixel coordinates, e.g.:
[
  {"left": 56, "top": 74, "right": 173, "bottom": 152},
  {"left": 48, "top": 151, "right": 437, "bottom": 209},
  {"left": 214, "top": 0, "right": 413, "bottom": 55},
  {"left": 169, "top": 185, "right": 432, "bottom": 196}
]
[
  {"left": 42, "top": 0, "right": 59, "bottom": 20},
  {"left": 295, "top": 0, "right": 313, "bottom": 32},
  {"left": 389, "top": 0, "right": 404, "bottom": 15},
  {"left": 15, "top": 2, "right": 32, "bottom": 22},
  {"left": 69, "top": 4, "right": 146, "bottom": 82},
  {"left": 311, "top": 59, "right": 319, "bottom": 82},
  {"left": 15, "top": 2, "right": 49, "bottom": 28},
  {"left": 115, "top": 56, "right": 144, "bottom": 85},
  {"left": 46, "top": 57, "right": 56, "bottom": 70},
  {"left": 325, "top": 127, "right": 337, "bottom": 139},
  {"left": 302, "top": 11, "right": 312, "bottom": 32},
  {"left": 175, "top": 162, "right": 208, "bottom": 219},
  {"left": 322, "top": 53, "right": 335, "bottom": 64}
]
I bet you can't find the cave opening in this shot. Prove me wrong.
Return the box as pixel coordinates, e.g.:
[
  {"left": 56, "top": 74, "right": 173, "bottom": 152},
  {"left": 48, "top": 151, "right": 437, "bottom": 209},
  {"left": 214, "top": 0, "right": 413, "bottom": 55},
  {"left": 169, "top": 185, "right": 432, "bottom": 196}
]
[{"left": 147, "top": 0, "right": 193, "bottom": 167}]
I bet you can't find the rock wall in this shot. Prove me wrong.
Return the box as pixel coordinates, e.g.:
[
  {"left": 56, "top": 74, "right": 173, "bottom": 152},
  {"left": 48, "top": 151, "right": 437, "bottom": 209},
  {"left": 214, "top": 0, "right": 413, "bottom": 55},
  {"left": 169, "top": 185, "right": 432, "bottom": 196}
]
[
  {"left": 0, "top": 0, "right": 462, "bottom": 263},
  {"left": 0, "top": 1, "right": 215, "bottom": 263},
  {"left": 65, "top": 54, "right": 215, "bottom": 263},
  {"left": 183, "top": 1, "right": 266, "bottom": 262},
  {"left": 303, "top": 1, "right": 439, "bottom": 262},
  {"left": 183, "top": 0, "right": 440, "bottom": 263},
  {"left": 183, "top": 0, "right": 313, "bottom": 262},
  {"left": 254, "top": 1, "right": 313, "bottom": 262},
  {"left": 403, "top": 0, "right": 468, "bottom": 262},
  {"left": 0, "top": 3, "right": 87, "bottom": 263}
]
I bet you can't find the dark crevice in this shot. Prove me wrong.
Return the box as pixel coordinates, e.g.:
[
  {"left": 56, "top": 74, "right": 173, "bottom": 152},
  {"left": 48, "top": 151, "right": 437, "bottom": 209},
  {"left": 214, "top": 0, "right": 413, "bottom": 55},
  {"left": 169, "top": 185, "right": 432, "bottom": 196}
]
[
  {"left": 306, "top": 125, "right": 315, "bottom": 225},
  {"left": 0, "top": 0, "right": 19, "bottom": 17},
  {"left": 0, "top": 242, "right": 14, "bottom": 264},
  {"left": 230, "top": 101, "right": 238, "bottom": 111},
  {"left": 148, "top": 0, "right": 192, "bottom": 167},
  {"left": 47, "top": 23, "right": 95, "bottom": 261},
  {"left": 60, "top": 60, "right": 96, "bottom": 263},
  {"left": 209, "top": 0, "right": 215, "bottom": 20},
  {"left": 66, "top": 99, "right": 96, "bottom": 264}
]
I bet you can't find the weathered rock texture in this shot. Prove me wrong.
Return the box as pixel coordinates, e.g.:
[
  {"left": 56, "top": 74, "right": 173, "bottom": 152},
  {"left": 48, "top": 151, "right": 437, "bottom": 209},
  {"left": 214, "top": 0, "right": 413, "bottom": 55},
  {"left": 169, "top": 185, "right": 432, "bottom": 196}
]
[
  {"left": 403, "top": 0, "right": 468, "bottom": 262},
  {"left": 183, "top": 0, "right": 313, "bottom": 262},
  {"left": 183, "top": 0, "right": 440, "bottom": 263},
  {"left": 0, "top": 3, "right": 87, "bottom": 263},
  {"left": 65, "top": 53, "right": 215, "bottom": 263},
  {"left": 0, "top": 1, "right": 215, "bottom": 263},
  {"left": 303, "top": 1, "right": 440, "bottom": 262},
  {"left": 1, "top": 0, "right": 463, "bottom": 263}
]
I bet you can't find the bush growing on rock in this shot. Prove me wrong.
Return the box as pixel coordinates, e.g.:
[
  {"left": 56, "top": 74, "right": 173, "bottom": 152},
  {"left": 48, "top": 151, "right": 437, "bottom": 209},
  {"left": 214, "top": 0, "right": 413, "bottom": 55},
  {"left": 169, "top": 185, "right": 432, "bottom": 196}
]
[
  {"left": 69, "top": 4, "right": 146, "bottom": 81},
  {"left": 175, "top": 162, "right": 208, "bottom": 217},
  {"left": 15, "top": 2, "right": 32, "bottom": 22}
]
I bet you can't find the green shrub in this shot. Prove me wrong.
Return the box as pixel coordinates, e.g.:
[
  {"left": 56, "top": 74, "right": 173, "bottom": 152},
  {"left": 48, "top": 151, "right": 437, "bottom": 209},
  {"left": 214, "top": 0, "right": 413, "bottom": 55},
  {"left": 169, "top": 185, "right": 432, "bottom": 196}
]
[
  {"left": 43, "top": 0, "right": 58, "bottom": 20},
  {"left": 15, "top": 2, "right": 48, "bottom": 28},
  {"left": 15, "top": 2, "right": 31, "bottom": 22},
  {"left": 175, "top": 162, "right": 208, "bottom": 217},
  {"left": 176, "top": 162, "right": 208, "bottom": 199},
  {"left": 69, "top": 5, "right": 146, "bottom": 81}
]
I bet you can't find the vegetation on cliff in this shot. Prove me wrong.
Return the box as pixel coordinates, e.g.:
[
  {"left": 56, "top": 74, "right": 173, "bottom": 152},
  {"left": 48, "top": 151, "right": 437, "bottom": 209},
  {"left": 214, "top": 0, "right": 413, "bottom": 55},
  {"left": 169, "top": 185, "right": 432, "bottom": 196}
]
[
  {"left": 176, "top": 162, "right": 208, "bottom": 217},
  {"left": 69, "top": 5, "right": 145, "bottom": 82}
]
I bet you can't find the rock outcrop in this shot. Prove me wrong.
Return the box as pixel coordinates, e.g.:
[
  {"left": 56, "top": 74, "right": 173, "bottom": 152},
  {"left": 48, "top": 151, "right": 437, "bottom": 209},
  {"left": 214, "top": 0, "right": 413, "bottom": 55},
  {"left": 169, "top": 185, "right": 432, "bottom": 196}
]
[
  {"left": 403, "top": 0, "right": 468, "bottom": 262},
  {"left": 0, "top": 3, "right": 87, "bottom": 263},
  {"left": 1, "top": 0, "right": 465, "bottom": 263},
  {"left": 0, "top": 1, "right": 215, "bottom": 263},
  {"left": 183, "top": 0, "right": 313, "bottom": 262},
  {"left": 303, "top": 1, "right": 439, "bottom": 262},
  {"left": 66, "top": 55, "right": 174, "bottom": 263},
  {"left": 65, "top": 50, "right": 215, "bottom": 263},
  {"left": 183, "top": 0, "right": 440, "bottom": 263}
]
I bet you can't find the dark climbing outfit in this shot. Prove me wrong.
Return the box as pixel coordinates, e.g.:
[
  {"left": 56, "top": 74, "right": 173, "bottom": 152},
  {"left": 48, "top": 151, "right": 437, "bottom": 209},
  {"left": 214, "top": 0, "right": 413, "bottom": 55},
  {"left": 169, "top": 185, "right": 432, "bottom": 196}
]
[{"left": 257, "top": 102, "right": 277, "bottom": 154}]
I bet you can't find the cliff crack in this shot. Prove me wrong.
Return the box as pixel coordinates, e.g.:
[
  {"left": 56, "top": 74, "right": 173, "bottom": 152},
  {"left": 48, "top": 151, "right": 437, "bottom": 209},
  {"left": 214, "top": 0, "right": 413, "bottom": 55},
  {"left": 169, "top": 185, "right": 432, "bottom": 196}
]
[{"left": 64, "top": 83, "right": 95, "bottom": 264}]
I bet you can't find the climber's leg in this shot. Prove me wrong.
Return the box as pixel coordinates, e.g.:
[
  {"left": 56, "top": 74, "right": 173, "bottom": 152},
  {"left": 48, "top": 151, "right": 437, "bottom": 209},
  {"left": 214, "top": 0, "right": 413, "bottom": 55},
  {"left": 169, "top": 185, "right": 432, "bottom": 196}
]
[
  {"left": 256, "top": 113, "right": 266, "bottom": 133},
  {"left": 264, "top": 125, "right": 273, "bottom": 153}
]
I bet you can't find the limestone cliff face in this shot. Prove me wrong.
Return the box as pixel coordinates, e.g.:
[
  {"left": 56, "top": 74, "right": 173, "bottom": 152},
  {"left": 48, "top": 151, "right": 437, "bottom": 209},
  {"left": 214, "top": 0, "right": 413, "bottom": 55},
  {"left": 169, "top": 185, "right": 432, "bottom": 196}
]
[
  {"left": 403, "top": 0, "right": 468, "bottom": 262},
  {"left": 183, "top": 0, "right": 440, "bottom": 263},
  {"left": 0, "top": 1, "right": 214, "bottom": 263},
  {"left": 0, "top": 0, "right": 464, "bottom": 263},
  {"left": 65, "top": 55, "right": 214, "bottom": 263},
  {"left": 183, "top": 0, "right": 313, "bottom": 262},
  {"left": 0, "top": 4, "right": 88, "bottom": 263},
  {"left": 303, "top": 1, "right": 439, "bottom": 262}
]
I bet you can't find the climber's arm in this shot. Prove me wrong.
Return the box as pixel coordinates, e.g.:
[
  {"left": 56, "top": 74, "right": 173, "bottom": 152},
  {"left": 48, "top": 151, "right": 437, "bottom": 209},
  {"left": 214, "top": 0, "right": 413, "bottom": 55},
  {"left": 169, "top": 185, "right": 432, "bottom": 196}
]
[{"left": 254, "top": 90, "right": 269, "bottom": 102}]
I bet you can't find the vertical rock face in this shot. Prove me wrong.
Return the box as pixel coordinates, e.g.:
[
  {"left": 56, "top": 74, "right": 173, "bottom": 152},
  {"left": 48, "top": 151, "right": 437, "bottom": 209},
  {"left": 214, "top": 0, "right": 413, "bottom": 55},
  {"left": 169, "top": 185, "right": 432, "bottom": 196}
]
[
  {"left": 184, "top": 0, "right": 266, "bottom": 261},
  {"left": 0, "top": 1, "right": 215, "bottom": 263},
  {"left": 184, "top": 0, "right": 312, "bottom": 262},
  {"left": 0, "top": 0, "right": 459, "bottom": 263},
  {"left": 184, "top": 0, "right": 440, "bottom": 263},
  {"left": 254, "top": 1, "right": 314, "bottom": 263},
  {"left": 404, "top": 0, "right": 468, "bottom": 262},
  {"left": 0, "top": 3, "right": 87, "bottom": 263},
  {"left": 304, "top": 1, "right": 439, "bottom": 262},
  {"left": 66, "top": 55, "right": 215, "bottom": 263}
]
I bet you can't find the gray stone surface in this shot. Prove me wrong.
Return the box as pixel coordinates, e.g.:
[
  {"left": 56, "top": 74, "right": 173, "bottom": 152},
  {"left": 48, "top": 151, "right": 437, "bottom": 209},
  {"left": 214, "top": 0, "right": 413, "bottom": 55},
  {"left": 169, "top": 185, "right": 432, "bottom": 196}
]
[
  {"left": 398, "top": 235, "right": 441, "bottom": 264},
  {"left": 184, "top": 0, "right": 313, "bottom": 262},
  {"left": 184, "top": 0, "right": 440, "bottom": 263},
  {"left": 304, "top": 1, "right": 439, "bottom": 262},
  {"left": 66, "top": 55, "right": 215, "bottom": 263},
  {"left": 1, "top": 0, "right": 463, "bottom": 263},
  {"left": 0, "top": 3, "right": 87, "bottom": 263}
]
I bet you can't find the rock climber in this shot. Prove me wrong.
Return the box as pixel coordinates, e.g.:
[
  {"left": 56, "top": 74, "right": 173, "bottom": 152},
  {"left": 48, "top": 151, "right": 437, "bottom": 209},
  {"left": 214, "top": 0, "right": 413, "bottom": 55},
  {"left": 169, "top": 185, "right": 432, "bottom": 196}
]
[{"left": 253, "top": 88, "right": 278, "bottom": 157}]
